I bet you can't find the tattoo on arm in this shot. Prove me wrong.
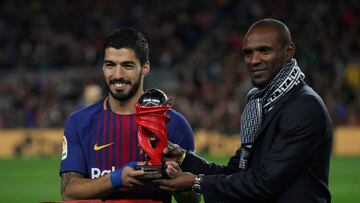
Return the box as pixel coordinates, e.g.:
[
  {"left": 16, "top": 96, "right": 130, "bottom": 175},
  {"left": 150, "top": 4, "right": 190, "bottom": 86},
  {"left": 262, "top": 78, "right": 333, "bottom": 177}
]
[{"left": 61, "top": 172, "right": 84, "bottom": 194}]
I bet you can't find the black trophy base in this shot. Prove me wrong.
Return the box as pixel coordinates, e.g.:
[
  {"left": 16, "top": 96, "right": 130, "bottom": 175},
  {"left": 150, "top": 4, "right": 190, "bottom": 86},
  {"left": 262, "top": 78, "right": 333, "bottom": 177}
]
[{"left": 135, "top": 165, "right": 167, "bottom": 180}]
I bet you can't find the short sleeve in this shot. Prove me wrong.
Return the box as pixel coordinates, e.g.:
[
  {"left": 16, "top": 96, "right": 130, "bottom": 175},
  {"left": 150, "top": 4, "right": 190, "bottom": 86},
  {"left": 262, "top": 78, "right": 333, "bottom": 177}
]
[
  {"left": 167, "top": 110, "right": 195, "bottom": 152},
  {"left": 59, "top": 115, "right": 87, "bottom": 176}
]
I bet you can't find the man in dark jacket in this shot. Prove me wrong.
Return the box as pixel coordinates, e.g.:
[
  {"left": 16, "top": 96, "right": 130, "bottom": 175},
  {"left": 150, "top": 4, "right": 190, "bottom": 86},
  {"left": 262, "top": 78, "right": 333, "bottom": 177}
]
[{"left": 156, "top": 18, "right": 333, "bottom": 203}]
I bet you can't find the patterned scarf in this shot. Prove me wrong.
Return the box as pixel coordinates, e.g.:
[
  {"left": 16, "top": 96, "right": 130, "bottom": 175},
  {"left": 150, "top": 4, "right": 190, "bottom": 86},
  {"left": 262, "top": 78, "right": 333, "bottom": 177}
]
[{"left": 239, "top": 58, "right": 305, "bottom": 169}]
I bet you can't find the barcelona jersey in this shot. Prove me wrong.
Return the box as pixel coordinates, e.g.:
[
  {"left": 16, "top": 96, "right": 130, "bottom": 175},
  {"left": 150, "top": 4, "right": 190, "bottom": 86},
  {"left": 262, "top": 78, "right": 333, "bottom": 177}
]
[{"left": 60, "top": 97, "right": 195, "bottom": 202}]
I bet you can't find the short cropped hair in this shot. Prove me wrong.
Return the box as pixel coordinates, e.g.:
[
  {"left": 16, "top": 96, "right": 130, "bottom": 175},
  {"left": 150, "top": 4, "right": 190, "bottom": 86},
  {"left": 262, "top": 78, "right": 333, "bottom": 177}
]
[
  {"left": 103, "top": 28, "right": 149, "bottom": 65},
  {"left": 249, "top": 18, "right": 292, "bottom": 46}
]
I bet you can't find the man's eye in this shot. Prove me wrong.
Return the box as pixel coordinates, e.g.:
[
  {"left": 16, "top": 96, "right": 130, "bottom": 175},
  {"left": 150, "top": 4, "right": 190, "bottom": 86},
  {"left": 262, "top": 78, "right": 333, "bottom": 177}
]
[
  {"left": 242, "top": 50, "right": 252, "bottom": 56},
  {"left": 123, "top": 65, "right": 135, "bottom": 70},
  {"left": 104, "top": 63, "right": 116, "bottom": 69},
  {"left": 260, "top": 47, "right": 271, "bottom": 53}
]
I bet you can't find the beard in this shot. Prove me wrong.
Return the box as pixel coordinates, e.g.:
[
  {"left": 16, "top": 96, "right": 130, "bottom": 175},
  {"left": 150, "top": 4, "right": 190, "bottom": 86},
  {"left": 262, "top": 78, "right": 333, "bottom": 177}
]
[{"left": 106, "top": 74, "right": 142, "bottom": 102}]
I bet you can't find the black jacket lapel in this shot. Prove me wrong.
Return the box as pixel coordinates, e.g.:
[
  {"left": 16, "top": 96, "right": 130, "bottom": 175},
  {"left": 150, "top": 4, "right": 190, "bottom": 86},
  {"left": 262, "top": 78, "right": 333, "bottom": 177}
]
[{"left": 258, "top": 83, "right": 305, "bottom": 135}]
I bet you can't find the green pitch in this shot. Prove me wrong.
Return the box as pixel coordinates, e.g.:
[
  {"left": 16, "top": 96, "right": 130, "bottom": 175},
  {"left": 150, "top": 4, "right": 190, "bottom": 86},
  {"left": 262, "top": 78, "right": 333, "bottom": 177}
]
[{"left": 0, "top": 155, "right": 359, "bottom": 203}]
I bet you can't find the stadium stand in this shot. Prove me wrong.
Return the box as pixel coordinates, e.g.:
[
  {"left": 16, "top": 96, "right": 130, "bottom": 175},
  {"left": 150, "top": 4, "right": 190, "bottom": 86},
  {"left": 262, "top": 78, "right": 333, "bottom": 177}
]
[{"left": 0, "top": 0, "right": 359, "bottom": 133}]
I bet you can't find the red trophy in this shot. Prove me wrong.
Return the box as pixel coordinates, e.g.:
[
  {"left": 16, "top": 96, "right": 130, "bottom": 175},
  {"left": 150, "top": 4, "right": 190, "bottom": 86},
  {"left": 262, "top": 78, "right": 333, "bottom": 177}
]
[{"left": 135, "top": 89, "right": 171, "bottom": 180}]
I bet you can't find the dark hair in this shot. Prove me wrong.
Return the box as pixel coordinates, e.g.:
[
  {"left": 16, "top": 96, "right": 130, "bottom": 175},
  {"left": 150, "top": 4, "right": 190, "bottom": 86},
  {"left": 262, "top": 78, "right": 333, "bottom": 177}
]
[
  {"left": 249, "top": 18, "right": 292, "bottom": 46},
  {"left": 103, "top": 28, "right": 149, "bottom": 65}
]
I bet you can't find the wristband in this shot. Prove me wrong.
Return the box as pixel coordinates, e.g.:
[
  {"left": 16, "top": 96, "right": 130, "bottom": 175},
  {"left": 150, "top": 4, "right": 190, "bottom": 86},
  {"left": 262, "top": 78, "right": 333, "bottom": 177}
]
[{"left": 110, "top": 161, "right": 137, "bottom": 189}]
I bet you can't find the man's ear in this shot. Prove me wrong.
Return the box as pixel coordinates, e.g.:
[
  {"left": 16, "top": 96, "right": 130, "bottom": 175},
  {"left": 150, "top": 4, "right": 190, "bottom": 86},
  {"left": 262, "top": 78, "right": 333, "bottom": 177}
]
[
  {"left": 142, "top": 61, "right": 150, "bottom": 76},
  {"left": 286, "top": 42, "right": 296, "bottom": 60}
]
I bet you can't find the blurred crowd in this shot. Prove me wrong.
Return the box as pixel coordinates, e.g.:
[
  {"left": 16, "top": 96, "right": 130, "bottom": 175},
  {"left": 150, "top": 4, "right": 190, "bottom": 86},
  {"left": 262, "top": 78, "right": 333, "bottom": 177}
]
[{"left": 0, "top": 0, "right": 359, "bottom": 134}]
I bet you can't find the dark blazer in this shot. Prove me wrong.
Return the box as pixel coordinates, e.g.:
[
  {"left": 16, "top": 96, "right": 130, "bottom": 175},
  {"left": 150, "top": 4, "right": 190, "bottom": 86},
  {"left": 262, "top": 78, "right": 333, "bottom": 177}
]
[{"left": 182, "top": 83, "right": 333, "bottom": 203}]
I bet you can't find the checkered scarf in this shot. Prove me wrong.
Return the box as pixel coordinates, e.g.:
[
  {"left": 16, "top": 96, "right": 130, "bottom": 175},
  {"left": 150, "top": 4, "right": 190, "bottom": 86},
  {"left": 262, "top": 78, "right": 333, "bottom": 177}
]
[{"left": 239, "top": 58, "right": 304, "bottom": 169}]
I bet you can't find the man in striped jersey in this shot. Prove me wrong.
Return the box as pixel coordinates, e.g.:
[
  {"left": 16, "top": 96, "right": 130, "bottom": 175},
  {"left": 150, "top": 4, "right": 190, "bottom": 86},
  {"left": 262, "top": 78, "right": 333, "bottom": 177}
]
[{"left": 60, "top": 28, "right": 195, "bottom": 202}]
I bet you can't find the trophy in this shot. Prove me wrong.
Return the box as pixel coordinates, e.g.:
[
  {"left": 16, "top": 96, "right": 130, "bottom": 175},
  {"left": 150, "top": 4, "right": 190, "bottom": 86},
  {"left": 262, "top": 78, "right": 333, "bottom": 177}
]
[{"left": 135, "top": 89, "right": 171, "bottom": 180}]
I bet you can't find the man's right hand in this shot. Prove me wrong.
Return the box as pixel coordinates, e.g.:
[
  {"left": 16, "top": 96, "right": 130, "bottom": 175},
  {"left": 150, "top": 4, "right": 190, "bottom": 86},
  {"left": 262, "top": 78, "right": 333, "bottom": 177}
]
[
  {"left": 162, "top": 142, "right": 187, "bottom": 164},
  {"left": 110, "top": 161, "right": 144, "bottom": 189},
  {"left": 121, "top": 164, "right": 145, "bottom": 188}
]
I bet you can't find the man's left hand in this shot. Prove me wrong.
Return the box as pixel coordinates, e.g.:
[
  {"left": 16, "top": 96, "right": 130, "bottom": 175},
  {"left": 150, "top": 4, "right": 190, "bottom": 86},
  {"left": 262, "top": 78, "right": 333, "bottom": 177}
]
[{"left": 154, "top": 172, "right": 196, "bottom": 192}]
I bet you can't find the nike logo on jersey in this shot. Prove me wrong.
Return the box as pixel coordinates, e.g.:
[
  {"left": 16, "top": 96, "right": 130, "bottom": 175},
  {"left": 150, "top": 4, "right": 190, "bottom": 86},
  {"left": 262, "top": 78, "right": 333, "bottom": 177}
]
[{"left": 94, "top": 143, "right": 114, "bottom": 151}]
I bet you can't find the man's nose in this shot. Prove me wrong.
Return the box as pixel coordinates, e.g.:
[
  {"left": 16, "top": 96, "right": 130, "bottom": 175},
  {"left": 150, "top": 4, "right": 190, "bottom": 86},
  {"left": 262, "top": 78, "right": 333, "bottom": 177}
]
[
  {"left": 114, "top": 66, "right": 125, "bottom": 77},
  {"left": 249, "top": 52, "right": 261, "bottom": 65}
]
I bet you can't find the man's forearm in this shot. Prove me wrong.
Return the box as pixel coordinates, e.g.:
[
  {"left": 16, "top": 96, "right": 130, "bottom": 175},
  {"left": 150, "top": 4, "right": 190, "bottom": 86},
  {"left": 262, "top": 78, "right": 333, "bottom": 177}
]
[
  {"left": 181, "top": 152, "right": 228, "bottom": 175},
  {"left": 61, "top": 172, "right": 114, "bottom": 200}
]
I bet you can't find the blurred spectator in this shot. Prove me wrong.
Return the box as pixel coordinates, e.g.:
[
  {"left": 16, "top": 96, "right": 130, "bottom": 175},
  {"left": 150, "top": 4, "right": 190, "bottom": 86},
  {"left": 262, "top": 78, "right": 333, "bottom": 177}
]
[{"left": 82, "top": 83, "right": 102, "bottom": 106}]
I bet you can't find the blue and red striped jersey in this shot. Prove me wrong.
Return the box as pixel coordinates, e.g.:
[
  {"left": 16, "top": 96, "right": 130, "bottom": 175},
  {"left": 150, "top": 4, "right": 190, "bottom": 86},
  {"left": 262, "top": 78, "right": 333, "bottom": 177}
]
[{"left": 60, "top": 97, "right": 195, "bottom": 202}]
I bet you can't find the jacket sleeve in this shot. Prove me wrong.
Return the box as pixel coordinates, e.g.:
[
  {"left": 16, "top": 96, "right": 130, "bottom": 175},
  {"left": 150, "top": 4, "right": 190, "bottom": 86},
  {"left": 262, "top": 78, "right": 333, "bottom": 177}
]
[
  {"left": 181, "top": 148, "right": 242, "bottom": 175},
  {"left": 199, "top": 94, "right": 331, "bottom": 202}
]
